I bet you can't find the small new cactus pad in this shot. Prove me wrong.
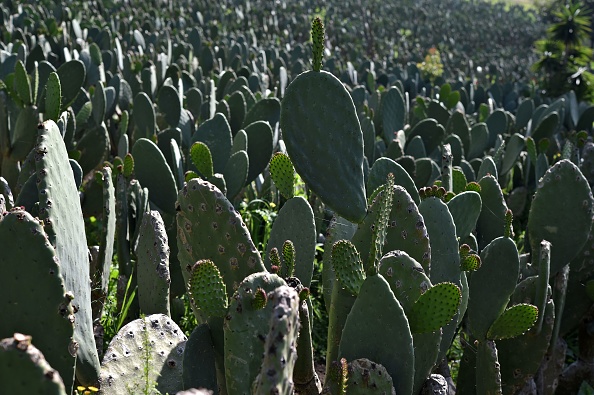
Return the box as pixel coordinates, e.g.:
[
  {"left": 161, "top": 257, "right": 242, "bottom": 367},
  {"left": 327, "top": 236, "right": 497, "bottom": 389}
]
[
  {"left": 487, "top": 304, "right": 539, "bottom": 340},
  {"left": 190, "top": 141, "right": 214, "bottom": 179},
  {"left": 353, "top": 185, "right": 431, "bottom": 274},
  {"left": 251, "top": 286, "right": 301, "bottom": 395},
  {"left": 528, "top": 159, "right": 593, "bottom": 275},
  {"left": 176, "top": 178, "right": 265, "bottom": 300},
  {"left": 368, "top": 173, "right": 395, "bottom": 273},
  {"left": 460, "top": 253, "right": 482, "bottom": 271},
  {"left": 269, "top": 247, "right": 282, "bottom": 273},
  {"left": 311, "top": 17, "right": 324, "bottom": 71},
  {"left": 0, "top": 334, "right": 68, "bottom": 395},
  {"left": 136, "top": 210, "right": 171, "bottom": 316},
  {"left": 367, "top": 157, "right": 420, "bottom": 204},
  {"left": 331, "top": 240, "right": 365, "bottom": 296},
  {"left": 476, "top": 174, "right": 509, "bottom": 250},
  {"left": 45, "top": 72, "right": 62, "bottom": 121},
  {"left": 99, "top": 314, "right": 187, "bottom": 395},
  {"left": 269, "top": 152, "right": 295, "bottom": 199},
  {"left": 345, "top": 359, "right": 396, "bottom": 395},
  {"left": 408, "top": 282, "right": 462, "bottom": 334},
  {"left": 188, "top": 260, "right": 228, "bottom": 318},
  {"left": 282, "top": 240, "right": 296, "bottom": 278},
  {"left": 224, "top": 273, "right": 287, "bottom": 394}
]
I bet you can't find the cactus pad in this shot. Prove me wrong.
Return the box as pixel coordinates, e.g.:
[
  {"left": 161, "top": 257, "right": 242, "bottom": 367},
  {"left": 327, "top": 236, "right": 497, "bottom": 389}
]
[
  {"left": 408, "top": 282, "right": 462, "bottom": 334},
  {"left": 190, "top": 142, "right": 214, "bottom": 179},
  {"left": 345, "top": 359, "right": 396, "bottom": 395},
  {"left": 487, "top": 304, "right": 539, "bottom": 340},
  {"left": 188, "top": 260, "right": 228, "bottom": 318},
  {"left": 331, "top": 240, "right": 366, "bottom": 296},
  {"left": 281, "top": 69, "right": 367, "bottom": 223},
  {"left": 99, "top": 314, "right": 186, "bottom": 395},
  {"left": 176, "top": 178, "right": 266, "bottom": 299},
  {"left": 251, "top": 286, "right": 301, "bottom": 395},
  {"left": 0, "top": 333, "right": 68, "bottom": 395},
  {"left": 269, "top": 152, "right": 295, "bottom": 199}
]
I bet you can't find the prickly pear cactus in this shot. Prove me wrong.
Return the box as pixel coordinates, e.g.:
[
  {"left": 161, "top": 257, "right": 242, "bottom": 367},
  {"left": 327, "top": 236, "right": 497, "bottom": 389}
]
[
  {"left": 224, "top": 272, "right": 287, "bottom": 394},
  {"left": 345, "top": 358, "right": 396, "bottom": 395},
  {"left": 99, "top": 314, "right": 186, "bottom": 395},
  {"left": 34, "top": 120, "right": 100, "bottom": 384},
  {"left": 280, "top": 17, "right": 367, "bottom": 223},
  {"left": 176, "top": 178, "right": 266, "bottom": 303},
  {"left": 252, "top": 286, "right": 301, "bottom": 395},
  {"left": 0, "top": 333, "right": 68, "bottom": 395},
  {"left": 136, "top": 210, "right": 171, "bottom": 316},
  {"left": 0, "top": 208, "right": 77, "bottom": 393}
]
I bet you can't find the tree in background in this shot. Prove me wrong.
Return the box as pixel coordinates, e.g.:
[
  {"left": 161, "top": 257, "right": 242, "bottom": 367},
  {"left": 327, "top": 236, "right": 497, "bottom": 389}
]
[{"left": 533, "top": 1, "right": 594, "bottom": 101}]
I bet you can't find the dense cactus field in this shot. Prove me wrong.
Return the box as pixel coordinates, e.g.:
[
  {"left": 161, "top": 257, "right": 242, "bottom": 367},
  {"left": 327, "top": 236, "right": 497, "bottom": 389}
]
[{"left": 2, "top": 0, "right": 594, "bottom": 394}]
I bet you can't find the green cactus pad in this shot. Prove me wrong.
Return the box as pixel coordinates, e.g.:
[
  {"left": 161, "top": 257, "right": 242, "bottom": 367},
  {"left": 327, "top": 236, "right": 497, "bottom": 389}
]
[
  {"left": 487, "top": 304, "right": 539, "bottom": 340},
  {"left": 176, "top": 178, "right": 266, "bottom": 300},
  {"left": 282, "top": 240, "right": 296, "bottom": 277},
  {"left": 498, "top": 301, "right": 555, "bottom": 395},
  {"left": 353, "top": 185, "right": 431, "bottom": 274},
  {"left": 35, "top": 121, "right": 100, "bottom": 384},
  {"left": 244, "top": 120, "right": 274, "bottom": 185},
  {"left": 528, "top": 159, "right": 593, "bottom": 275},
  {"left": 367, "top": 157, "right": 420, "bottom": 204},
  {"left": 45, "top": 72, "right": 61, "bottom": 121},
  {"left": 345, "top": 359, "right": 396, "bottom": 395},
  {"left": 190, "top": 141, "right": 214, "bottom": 179},
  {"left": 182, "top": 324, "right": 218, "bottom": 392},
  {"left": 133, "top": 92, "right": 156, "bottom": 140},
  {"left": 99, "top": 314, "right": 186, "bottom": 395},
  {"left": 447, "top": 191, "right": 482, "bottom": 239},
  {"left": 188, "top": 260, "right": 228, "bottom": 318},
  {"left": 136, "top": 210, "right": 171, "bottom": 316},
  {"left": 0, "top": 334, "right": 68, "bottom": 395},
  {"left": 476, "top": 340, "right": 503, "bottom": 395},
  {"left": 281, "top": 69, "right": 367, "bottom": 223},
  {"left": 0, "top": 209, "right": 76, "bottom": 393},
  {"left": 468, "top": 237, "right": 520, "bottom": 340},
  {"left": 322, "top": 358, "right": 348, "bottom": 395},
  {"left": 406, "top": 118, "right": 446, "bottom": 156},
  {"left": 14, "top": 60, "right": 33, "bottom": 105},
  {"left": 251, "top": 286, "right": 301, "bottom": 395},
  {"left": 243, "top": 97, "right": 281, "bottom": 128},
  {"left": 408, "top": 282, "right": 461, "bottom": 334},
  {"left": 192, "top": 113, "right": 233, "bottom": 174},
  {"left": 269, "top": 152, "right": 295, "bottom": 199},
  {"left": 452, "top": 167, "right": 468, "bottom": 194},
  {"left": 338, "top": 273, "right": 414, "bottom": 395},
  {"left": 311, "top": 17, "right": 325, "bottom": 71},
  {"left": 55, "top": 60, "right": 85, "bottom": 109},
  {"left": 269, "top": 248, "right": 282, "bottom": 273},
  {"left": 379, "top": 250, "right": 431, "bottom": 312},
  {"left": 476, "top": 174, "right": 509, "bottom": 250},
  {"left": 264, "top": 196, "right": 316, "bottom": 287},
  {"left": 158, "top": 85, "right": 182, "bottom": 127},
  {"left": 132, "top": 138, "right": 178, "bottom": 216},
  {"left": 331, "top": 240, "right": 366, "bottom": 296},
  {"left": 224, "top": 272, "right": 287, "bottom": 394},
  {"left": 223, "top": 150, "right": 249, "bottom": 199},
  {"left": 461, "top": 253, "right": 482, "bottom": 271},
  {"left": 382, "top": 86, "right": 406, "bottom": 144}
]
